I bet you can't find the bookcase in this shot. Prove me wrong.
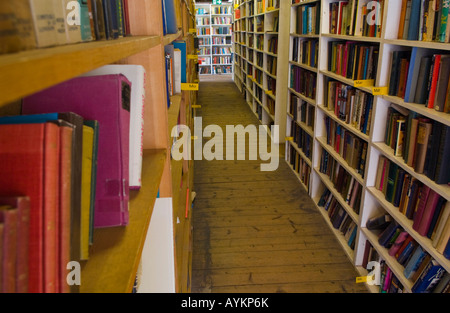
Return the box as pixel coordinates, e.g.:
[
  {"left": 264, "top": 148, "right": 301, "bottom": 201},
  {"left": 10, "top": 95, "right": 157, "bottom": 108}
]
[
  {"left": 233, "top": 0, "right": 450, "bottom": 293},
  {"left": 0, "top": 0, "right": 198, "bottom": 293},
  {"left": 195, "top": 2, "right": 233, "bottom": 75},
  {"left": 232, "top": 0, "right": 289, "bottom": 143}
]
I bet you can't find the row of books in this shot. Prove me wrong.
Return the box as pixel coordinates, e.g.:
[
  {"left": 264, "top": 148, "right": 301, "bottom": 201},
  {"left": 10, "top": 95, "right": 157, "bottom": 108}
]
[
  {"left": 267, "top": 37, "right": 278, "bottom": 54},
  {"left": 375, "top": 157, "right": 450, "bottom": 252},
  {"left": 1, "top": 0, "right": 132, "bottom": 55},
  {"left": 253, "top": 68, "right": 263, "bottom": 85},
  {"left": 213, "top": 47, "right": 232, "bottom": 54},
  {"left": 325, "top": 79, "right": 374, "bottom": 135},
  {"left": 212, "top": 27, "right": 231, "bottom": 35},
  {"left": 397, "top": 0, "right": 450, "bottom": 43},
  {"left": 319, "top": 149, "right": 363, "bottom": 214},
  {"left": 290, "top": 66, "right": 317, "bottom": 100},
  {"left": 389, "top": 49, "right": 450, "bottom": 114},
  {"left": 267, "top": 55, "right": 278, "bottom": 76},
  {"left": 384, "top": 104, "right": 450, "bottom": 184},
  {"left": 212, "top": 37, "right": 232, "bottom": 45},
  {"left": 329, "top": 0, "right": 384, "bottom": 38},
  {"left": 324, "top": 116, "right": 368, "bottom": 178},
  {"left": 318, "top": 188, "right": 358, "bottom": 249},
  {"left": 256, "top": 16, "right": 264, "bottom": 33},
  {"left": 211, "top": 17, "right": 232, "bottom": 25},
  {"left": 267, "top": 76, "right": 277, "bottom": 95},
  {"left": 199, "top": 38, "right": 211, "bottom": 45},
  {"left": 367, "top": 212, "right": 449, "bottom": 291},
  {"left": 196, "top": 17, "right": 210, "bottom": 25},
  {"left": 165, "top": 41, "right": 188, "bottom": 101},
  {"left": 211, "top": 6, "right": 231, "bottom": 15},
  {"left": 0, "top": 65, "right": 147, "bottom": 292},
  {"left": 289, "top": 93, "right": 315, "bottom": 131},
  {"left": 289, "top": 121, "right": 313, "bottom": 161},
  {"left": 292, "top": 38, "right": 319, "bottom": 69},
  {"left": 327, "top": 41, "right": 379, "bottom": 82},
  {"left": 286, "top": 144, "right": 312, "bottom": 190},
  {"left": 295, "top": 2, "right": 320, "bottom": 35},
  {"left": 197, "top": 28, "right": 211, "bottom": 36},
  {"left": 361, "top": 239, "right": 449, "bottom": 293},
  {"left": 212, "top": 65, "right": 232, "bottom": 74}
]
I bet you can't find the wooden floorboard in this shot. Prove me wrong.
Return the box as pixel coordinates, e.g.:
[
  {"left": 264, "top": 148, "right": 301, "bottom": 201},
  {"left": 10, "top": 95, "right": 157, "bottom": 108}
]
[{"left": 191, "top": 77, "right": 367, "bottom": 293}]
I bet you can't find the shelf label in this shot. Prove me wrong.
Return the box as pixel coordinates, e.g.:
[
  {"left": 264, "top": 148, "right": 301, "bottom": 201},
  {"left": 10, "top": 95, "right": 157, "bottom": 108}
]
[
  {"left": 188, "top": 54, "right": 198, "bottom": 60},
  {"left": 265, "top": 90, "right": 273, "bottom": 95},
  {"left": 372, "top": 86, "right": 388, "bottom": 95},
  {"left": 247, "top": 74, "right": 252, "bottom": 78},
  {"left": 189, "top": 28, "right": 196, "bottom": 33},
  {"left": 354, "top": 79, "right": 374, "bottom": 88},
  {"left": 285, "top": 137, "right": 293, "bottom": 141},
  {"left": 181, "top": 83, "right": 199, "bottom": 91},
  {"left": 194, "top": 79, "right": 199, "bottom": 83},
  {"left": 192, "top": 104, "right": 201, "bottom": 109},
  {"left": 267, "top": 6, "right": 275, "bottom": 11}
]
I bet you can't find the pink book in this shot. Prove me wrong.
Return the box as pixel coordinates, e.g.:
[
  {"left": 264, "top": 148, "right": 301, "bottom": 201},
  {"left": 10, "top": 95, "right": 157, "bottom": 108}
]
[
  {"left": 412, "top": 185, "right": 431, "bottom": 233},
  {"left": 23, "top": 74, "right": 131, "bottom": 228},
  {"left": 417, "top": 190, "right": 441, "bottom": 236},
  {"left": 388, "top": 231, "right": 409, "bottom": 257},
  {"left": 0, "top": 196, "right": 30, "bottom": 293}
]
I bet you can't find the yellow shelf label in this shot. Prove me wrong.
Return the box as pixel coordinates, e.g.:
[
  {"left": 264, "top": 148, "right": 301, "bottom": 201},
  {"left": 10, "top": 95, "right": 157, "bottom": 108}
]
[
  {"left": 247, "top": 74, "right": 252, "bottom": 78},
  {"left": 354, "top": 79, "right": 374, "bottom": 88},
  {"left": 267, "top": 6, "right": 275, "bottom": 11},
  {"left": 372, "top": 86, "right": 388, "bottom": 95},
  {"left": 189, "top": 28, "right": 196, "bottom": 33},
  {"left": 192, "top": 104, "right": 201, "bottom": 109},
  {"left": 181, "top": 83, "right": 199, "bottom": 91},
  {"left": 265, "top": 90, "right": 273, "bottom": 95},
  {"left": 285, "top": 137, "right": 293, "bottom": 141},
  {"left": 188, "top": 54, "right": 198, "bottom": 60}
]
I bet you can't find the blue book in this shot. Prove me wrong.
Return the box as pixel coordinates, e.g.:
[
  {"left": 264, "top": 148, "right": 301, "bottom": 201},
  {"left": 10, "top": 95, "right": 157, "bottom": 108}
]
[
  {"left": 0, "top": 113, "right": 59, "bottom": 124},
  {"left": 444, "top": 239, "right": 450, "bottom": 260},
  {"left": 407, "top": 0, "right": 421, "bottom": 41},
  {"left": 412, "top": 260, "right": 446, "bottom": 293},
  {"left": 173, "top": 40, "right": 187, "bottom": 83},
  {"left": 397, "top": 241, "right": 416, "bottom": 265},
  {"left": 403, "top": 245, "right": 427, "bottom": 279},
  {"left": 162, "top": 0, "right": 178, "bottom": 35}
]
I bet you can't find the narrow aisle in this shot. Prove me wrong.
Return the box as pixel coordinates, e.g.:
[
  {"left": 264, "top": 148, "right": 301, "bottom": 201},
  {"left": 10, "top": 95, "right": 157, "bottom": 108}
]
[{"left": 191, "top": 77, "right": 367, "bottom": 293}]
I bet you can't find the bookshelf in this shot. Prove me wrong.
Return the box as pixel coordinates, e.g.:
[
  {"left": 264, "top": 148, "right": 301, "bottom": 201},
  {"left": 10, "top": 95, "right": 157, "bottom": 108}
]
[
  {"left": 232, "top": 0, "right": 450, "bottom": 293},
  {"left": 195, "top": 2, "right": 233, "bottom": 75},
  {"left": 232, "top": 0, "right": 288, "bottom": 143},
  {"left": 0, "top": 0, "right": 198, "bottom": 293}
]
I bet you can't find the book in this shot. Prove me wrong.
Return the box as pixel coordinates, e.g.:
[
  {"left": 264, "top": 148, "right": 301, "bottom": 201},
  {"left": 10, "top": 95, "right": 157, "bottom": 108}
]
[
  {"left": 173, "top": 40, "right": 187, "bottom": 83},
  {"left": 162, "top": 0, "right": 178, "bottom": 35},
  {"left": 81, "top": 65, "right": 146, "bottom": 190},
  {"left": 414, "top": 56, "right": 433, "bottom": 104},
  {"left": 22, "top": 74, "right": 131, "bottom": 228},
  {"left": 79, "top": 0, "right": 94, "bottom": 41},
  {"left": 412, "top": 259, "right": 446, "bottom": 292},
  {"left": 366, "top": 214, "right": 392, "bottom": 230},
  {"left": 417, "top": 189, "right": 441, "bottom": 236},
  {"left": 388, "top": 231, "right": 409, "bottom": 257},
  {"left": 0, "top": 197, "right": 30, "bottom": 293},
  {"left": 403, "top": 245, "right": 427, "bottom": 279},
  {"left": 29, "top": 0, "right": 59, "bottom": 47},
  {"left": 432, "top": 201, "right": 450, "bottom": 248},
  {"left": 0, "top": 205, "right": 18, "bottom": 293},
  {"left": 413, "top": 184, "right": 431, "bottom": 231},
  {"left": 434, "top": 125, "right": 450, "bottom": 184},
  {"left": 90, "top": 0, "right": 107, "bottom": 40},
  {"left": 81, "top": 125, "right": 94, "bottom": 261},
  {"left": 0, "top": 0, "right": 36, "bottom": 54},
  {"left": 413, "top": 119, "right": 432, "bottom": 173},
  {"left": 378, "top": 221, "right": 400, "bottom": 247},
  {"left": 63, "top": 0, "right": 82, "bottom": 44},
  {"left": 0, "top": 123, "right": 60, "bottom": 293},
  {"left": 434, "top": 55, "right": 450, "bottom": 112}
]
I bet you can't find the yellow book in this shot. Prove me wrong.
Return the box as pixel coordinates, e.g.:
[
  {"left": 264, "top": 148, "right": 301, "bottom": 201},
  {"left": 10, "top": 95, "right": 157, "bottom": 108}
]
[{"left": 80, "top": 125, "right": 94, "bottom": 260}]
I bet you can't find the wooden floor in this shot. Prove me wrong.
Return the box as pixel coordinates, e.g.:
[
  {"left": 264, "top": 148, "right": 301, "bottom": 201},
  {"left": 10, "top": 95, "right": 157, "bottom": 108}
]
[{"left": 191, "top": 77, "right": 368, "bottom": 293}]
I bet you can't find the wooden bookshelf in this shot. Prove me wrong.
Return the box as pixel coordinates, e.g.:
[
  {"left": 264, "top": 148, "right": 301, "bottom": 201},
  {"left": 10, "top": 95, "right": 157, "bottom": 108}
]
[
  {"left": 0, "top": 0, "right": 198, "bottom": 293},
  {"left": 232, "top": 0, "right": 450, "bottom": 293}
]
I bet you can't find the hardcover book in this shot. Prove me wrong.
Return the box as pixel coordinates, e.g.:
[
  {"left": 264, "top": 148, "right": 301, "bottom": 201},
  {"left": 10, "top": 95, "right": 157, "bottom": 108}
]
[
  {"left": 23, "top": 74, "right": 131, "bottom": 228},
  {"left": 81, "top": 65, "right": 146, "bottom": 190}
]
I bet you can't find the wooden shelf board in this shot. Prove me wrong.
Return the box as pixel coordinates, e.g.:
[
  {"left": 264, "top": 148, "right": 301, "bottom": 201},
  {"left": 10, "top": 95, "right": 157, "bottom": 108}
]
[
  {"left": 0, "top": 36, "right": 161, "bottom": 107},
  {"left": 163, "top": 30, "right": 184, "bottom": 46},
  {"left": 80, "top": 149, "right": 166, "bottom": 293}
]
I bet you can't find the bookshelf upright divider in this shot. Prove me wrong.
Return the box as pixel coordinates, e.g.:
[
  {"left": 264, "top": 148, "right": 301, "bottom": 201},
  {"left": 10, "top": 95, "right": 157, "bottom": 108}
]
[{"left": 233, "top": 0, "right": 450, "bottom": 293}]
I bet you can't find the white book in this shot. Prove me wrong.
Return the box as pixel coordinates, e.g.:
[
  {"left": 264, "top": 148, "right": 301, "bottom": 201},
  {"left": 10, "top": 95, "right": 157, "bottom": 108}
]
[
  {"left": 174, "top": 48, "right": 182, "bottom": 94},
  {"left": 81, "top": 65, "right": 146, "bottom": 189}
]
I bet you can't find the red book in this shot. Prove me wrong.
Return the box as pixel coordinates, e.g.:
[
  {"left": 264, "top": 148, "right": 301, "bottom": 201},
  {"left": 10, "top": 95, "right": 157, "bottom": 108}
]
[
  {"left": 427, "top": 54, "right": 442, "bottom": 109},
  {"left": 395, "top": 234, "right": 413, "bottom": 259},
  {"left": 0, "top": 205, "right": 18, "bottom": 293},
  {"left": 0, "top": 123, "right": 59, "bottom": 293},
  {"left": 0, "top": 196, "right": 30, "bottom": 293},
  {"left": 58, "top": 125, "right": 73, "bottom": 293},
  {"left": 417, "top": 190, "right": 441, "bottom": 236}
]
